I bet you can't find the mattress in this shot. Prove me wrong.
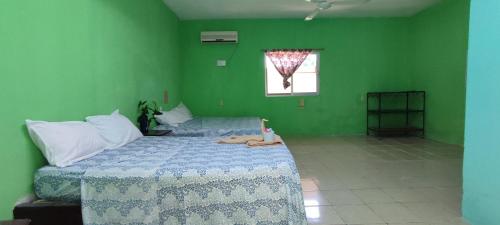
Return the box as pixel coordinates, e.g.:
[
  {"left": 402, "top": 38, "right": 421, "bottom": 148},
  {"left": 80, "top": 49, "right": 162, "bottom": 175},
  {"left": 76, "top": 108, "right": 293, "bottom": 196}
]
[
  {"left": 35, "top": 136, "right": 306, "bottom": 225},
  {"left": 153, "top": 117, "right": 261, "bottom": 136}
]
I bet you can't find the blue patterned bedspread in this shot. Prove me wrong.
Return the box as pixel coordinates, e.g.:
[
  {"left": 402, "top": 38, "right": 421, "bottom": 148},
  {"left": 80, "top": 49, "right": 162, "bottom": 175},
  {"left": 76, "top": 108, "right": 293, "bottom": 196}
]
[
  {"left": 35, "top": 137, "right": 306, "bottom": 225},
  {"left": 153, "top": 117, "right": 261, "bottom": 137}
]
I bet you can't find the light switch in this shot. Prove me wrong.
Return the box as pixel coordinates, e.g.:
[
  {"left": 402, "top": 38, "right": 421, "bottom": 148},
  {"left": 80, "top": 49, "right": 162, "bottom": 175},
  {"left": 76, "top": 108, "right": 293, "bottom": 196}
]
[
  {"left": 163, "top": 90, "right": 169, "bottom": 104},
  {"left": 217, "top": 60, "right": 226, "bottom": 67},
  {"left": 219, "top": 99, "right": 224, "bottom": 107},
  {"left": 299, "top": 98, "right": 305, "bottom": 108}
]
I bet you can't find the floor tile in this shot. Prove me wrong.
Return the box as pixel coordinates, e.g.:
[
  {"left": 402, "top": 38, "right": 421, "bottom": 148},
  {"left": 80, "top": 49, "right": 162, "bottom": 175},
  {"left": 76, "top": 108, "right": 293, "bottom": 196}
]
[
  {"left": 368, "top": 203, "right": 421, "bottom": 223},
  {"left": 338, "top": 176, "right": 377, "bottom": 189},
  {"left": 386, "top": 223, "right": 429, "bottom": 225},
  {"left": 381, "top": 188, "right": 439, "bottom": 203},
  {"left": 305, "top": 206, "right": 345, "bottom": 225},
  {"left": 430, "top": 218, "right": 471, "bottom": 225},
  {"left": 334, "top": 205, "right": 385, "bottom": 224},
  {"left": 353, "top": 188, "right": 396, "bottom": 204},
  {"left": 302, "top": 178, "right": 320, "bottom": 191},
  {"left": 313, "top": 176, "right": 349, "bottom": 191},
  {"left": 323, "top": 190, "right": 364, "bottom": 205},
  {"left": 303, "top": 191, "right": 331, "bottom": 206},
  {"left": 403, "top": 202, "right": 462, "bottom": 223}
]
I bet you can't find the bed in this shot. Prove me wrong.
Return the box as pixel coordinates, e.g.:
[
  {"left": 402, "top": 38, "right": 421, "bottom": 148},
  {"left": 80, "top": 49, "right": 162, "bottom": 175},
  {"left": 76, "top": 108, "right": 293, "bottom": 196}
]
[
  {"left": 35, "top": 136, "right": 306, "bottom": 225},
  {"left": 153, "top": 117, "right": 262, "bottom": 137}
]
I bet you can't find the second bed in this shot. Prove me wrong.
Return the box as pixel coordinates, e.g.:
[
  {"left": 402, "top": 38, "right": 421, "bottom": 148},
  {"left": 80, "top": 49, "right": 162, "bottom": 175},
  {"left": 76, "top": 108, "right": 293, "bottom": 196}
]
[{"left": 153, "top": 117, "right": 262, "bottom": 137}]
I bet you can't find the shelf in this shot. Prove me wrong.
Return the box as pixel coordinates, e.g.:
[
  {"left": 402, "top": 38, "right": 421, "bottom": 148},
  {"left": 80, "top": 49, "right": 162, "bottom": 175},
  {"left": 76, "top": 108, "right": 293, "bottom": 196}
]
[
  {"left": 367, "top": 91, "right": 425, "bottom": 96},
  {"left": 368, "top": 127, "right": 424, "bottom": 132},
  {"left": 366, "top": 90, "right": 425, "bottom": 137},
  {"left": 368, "top": 127, "right": 424, "bottom": 136},
  {"left": 368, "top": 109, "right": 424, "bottom": 114}
]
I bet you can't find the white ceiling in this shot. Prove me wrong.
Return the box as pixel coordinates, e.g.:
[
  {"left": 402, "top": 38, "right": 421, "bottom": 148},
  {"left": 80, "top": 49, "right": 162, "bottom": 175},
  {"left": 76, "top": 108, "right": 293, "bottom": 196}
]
[{"left": 163, "top": 0, "right": 442, "bottom": 20}]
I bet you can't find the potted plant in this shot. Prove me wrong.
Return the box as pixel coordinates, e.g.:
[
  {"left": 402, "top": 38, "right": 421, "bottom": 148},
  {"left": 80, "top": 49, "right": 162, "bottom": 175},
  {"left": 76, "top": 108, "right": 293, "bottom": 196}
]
[
  {"left": 137, "top": 101, "right": 162, "bottom": 134},
  {"left": 150, "top": 101, "right": 162, "bottom": 116}
]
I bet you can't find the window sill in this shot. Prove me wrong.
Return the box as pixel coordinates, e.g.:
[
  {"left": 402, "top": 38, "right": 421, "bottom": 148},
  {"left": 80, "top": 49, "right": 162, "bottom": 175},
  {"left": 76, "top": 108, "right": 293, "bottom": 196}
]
[{"left": 266, "top": 93, "right": 319, "bottom": 97}]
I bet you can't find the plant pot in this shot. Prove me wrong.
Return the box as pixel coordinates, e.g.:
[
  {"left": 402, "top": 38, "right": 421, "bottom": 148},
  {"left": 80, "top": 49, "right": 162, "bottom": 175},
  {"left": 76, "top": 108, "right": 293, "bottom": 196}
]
[{"left": 138, "top": 114, "right": 149, "bottom": 134}]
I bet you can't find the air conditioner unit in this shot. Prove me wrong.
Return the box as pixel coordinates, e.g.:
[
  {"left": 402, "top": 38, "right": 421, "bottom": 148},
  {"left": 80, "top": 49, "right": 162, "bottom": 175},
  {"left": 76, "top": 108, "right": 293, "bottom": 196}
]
[{"left": 201, "top": 31, "right": 238, "bottom": 44}]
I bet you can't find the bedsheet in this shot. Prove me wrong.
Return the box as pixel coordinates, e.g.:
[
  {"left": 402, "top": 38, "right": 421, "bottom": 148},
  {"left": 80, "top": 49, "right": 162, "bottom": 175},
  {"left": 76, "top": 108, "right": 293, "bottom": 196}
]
[
  {"left": 153, "top": 117, "right": 262, "bottom": 136},
  {"left": 35, "top": 136, "right": 306, "bottom": 225}
]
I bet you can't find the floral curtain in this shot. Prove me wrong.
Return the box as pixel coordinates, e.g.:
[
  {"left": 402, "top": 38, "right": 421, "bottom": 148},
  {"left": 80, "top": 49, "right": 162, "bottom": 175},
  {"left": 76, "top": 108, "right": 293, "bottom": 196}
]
[{"left": 265, "top": 49, "right": 312, "bottom": 89}]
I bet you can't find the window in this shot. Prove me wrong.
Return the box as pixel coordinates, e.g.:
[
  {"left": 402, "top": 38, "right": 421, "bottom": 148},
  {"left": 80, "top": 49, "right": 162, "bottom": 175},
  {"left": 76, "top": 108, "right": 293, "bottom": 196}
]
[{"left": 265, "top": 52, "right": 319, "bottom": 96}]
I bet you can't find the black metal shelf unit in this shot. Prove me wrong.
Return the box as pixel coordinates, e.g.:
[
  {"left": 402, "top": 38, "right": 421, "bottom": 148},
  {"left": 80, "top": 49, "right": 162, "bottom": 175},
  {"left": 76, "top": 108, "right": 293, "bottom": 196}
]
[{"left": 367, "top": 91, "right": 426, "bottom": 137}]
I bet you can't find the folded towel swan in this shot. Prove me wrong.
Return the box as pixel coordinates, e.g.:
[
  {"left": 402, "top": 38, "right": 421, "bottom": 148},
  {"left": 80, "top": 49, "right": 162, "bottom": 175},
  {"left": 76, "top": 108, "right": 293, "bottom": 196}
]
[{"left": 218, "top": 135, "right": 284, "bottom": 147}]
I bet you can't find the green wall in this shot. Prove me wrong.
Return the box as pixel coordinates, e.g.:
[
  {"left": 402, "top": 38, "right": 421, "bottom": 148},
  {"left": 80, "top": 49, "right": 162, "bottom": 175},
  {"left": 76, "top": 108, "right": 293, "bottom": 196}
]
[
  {"left": 409, "top": 0, "right": 470, "bottom": 145},
  {"left": 463, "top": 0, "right": 500, "bottom": 224},
  {"left": 180, "top": 19, "right": 412, "bottom": 135},
  {"left": 0, "top": 0, "right": 181, "bottom": 219},
  {"left": 179, "top": 3, "right": 469, "bottom": 141}
]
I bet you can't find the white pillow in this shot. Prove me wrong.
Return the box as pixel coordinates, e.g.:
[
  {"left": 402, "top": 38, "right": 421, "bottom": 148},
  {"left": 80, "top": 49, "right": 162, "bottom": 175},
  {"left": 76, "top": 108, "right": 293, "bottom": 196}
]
[
  {"left": 26, "top": 120, "right": 108, "bottom": 167},
  {"left": 86, "top": 110, "right": 143, "bottom": 149},
  {"left": 154, "top": 110, "right": 185, "bottom": 127},
  {"left": 176, "top": 103, "right": 193, "bottom": 119},
  {"left": 155, "top": 103, "right": 193, "bottom": 127}
]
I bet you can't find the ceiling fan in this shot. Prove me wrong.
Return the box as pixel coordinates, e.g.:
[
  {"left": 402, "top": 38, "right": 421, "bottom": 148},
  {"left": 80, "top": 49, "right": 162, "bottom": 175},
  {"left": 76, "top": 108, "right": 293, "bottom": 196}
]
[{"left": 304, "top": 0, "right": 370, "bottom": 21}]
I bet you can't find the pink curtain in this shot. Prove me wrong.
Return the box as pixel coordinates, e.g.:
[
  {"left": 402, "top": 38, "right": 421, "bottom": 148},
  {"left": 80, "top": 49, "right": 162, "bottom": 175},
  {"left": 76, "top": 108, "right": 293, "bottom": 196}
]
[{"left": 265, "top": 49, "right": 312, "bottom": 89}]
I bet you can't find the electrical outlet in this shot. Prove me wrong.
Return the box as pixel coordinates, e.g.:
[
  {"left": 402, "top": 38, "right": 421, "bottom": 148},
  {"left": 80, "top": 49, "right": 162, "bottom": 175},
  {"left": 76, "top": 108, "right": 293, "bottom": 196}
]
[{"left": 217, "top": 60, "right": 226, "bottom": 67}]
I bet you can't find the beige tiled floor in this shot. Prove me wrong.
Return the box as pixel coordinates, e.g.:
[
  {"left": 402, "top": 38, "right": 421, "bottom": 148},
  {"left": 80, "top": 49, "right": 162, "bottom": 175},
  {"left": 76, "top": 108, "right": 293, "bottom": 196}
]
[{"left": 286, "top": 136, "right": 469, "bottom": 225}]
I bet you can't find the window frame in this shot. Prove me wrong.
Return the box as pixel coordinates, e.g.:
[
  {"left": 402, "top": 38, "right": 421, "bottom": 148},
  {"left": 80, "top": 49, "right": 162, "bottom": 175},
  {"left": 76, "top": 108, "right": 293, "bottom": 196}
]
[{"left": 264, "top": 51, "right": 320, "bottom": 97}]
